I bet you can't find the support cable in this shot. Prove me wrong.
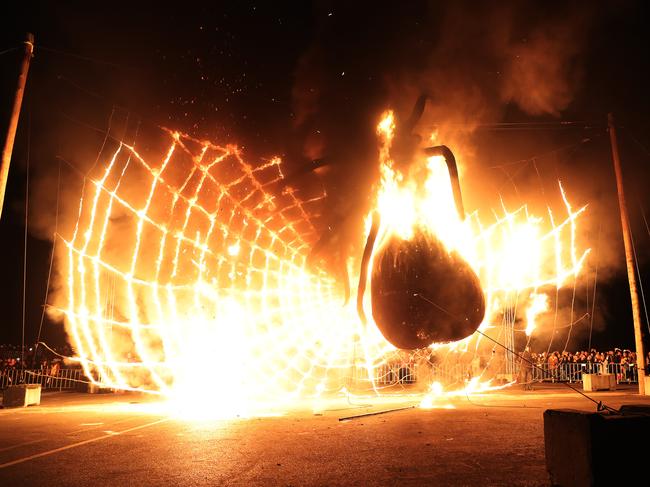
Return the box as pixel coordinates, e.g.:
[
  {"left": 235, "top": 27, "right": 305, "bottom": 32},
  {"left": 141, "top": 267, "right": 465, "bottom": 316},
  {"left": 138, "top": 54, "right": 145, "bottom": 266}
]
[
  {"left": 0, "top": 46, "right": 19, "bottom": 56},
  {"left": 21, "top": 108, "right": 31, "bottom": 368},
  {"left": 588, "top": 224, "right": 601, "bottom": 351},
  {"left": 415, "top": 293, "right": 618, "bottom": 414},
  {"left": 35, "top": 160, "right": 61, "bottom": 351}
]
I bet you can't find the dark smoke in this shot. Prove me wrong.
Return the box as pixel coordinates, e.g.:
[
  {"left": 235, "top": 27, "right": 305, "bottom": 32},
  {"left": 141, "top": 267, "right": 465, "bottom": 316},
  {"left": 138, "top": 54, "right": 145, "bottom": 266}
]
[
  {"left": 7, "top": 1, "right": 645, "bottom": 351},
  {"left": 290, "top": 0, "right": 594, "bottom": 260},
  {"left": 288, "top": 2, "right": 624, "bottom": 351}
]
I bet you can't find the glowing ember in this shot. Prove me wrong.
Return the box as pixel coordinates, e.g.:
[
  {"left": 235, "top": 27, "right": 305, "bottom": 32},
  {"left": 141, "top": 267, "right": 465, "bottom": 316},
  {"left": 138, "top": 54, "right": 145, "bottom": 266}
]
[
  {"left": 419, "top": 378, "right": 514, "bottom": 409},
  {"left": 57, "top": 112, "right": 590, "bottom": 416}
]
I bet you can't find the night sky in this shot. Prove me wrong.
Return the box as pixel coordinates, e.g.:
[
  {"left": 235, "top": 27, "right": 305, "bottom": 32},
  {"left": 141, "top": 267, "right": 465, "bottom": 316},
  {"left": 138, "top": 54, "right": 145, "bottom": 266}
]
[{"left": 1, "top": 1, "right": 650, "bottom": 352}]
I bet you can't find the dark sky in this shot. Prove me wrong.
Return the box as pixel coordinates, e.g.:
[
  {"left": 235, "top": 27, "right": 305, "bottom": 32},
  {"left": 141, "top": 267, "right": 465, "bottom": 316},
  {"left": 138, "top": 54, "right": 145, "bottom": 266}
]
[{"left": 1, "top": 1, "right": 650, "bottom": 352}]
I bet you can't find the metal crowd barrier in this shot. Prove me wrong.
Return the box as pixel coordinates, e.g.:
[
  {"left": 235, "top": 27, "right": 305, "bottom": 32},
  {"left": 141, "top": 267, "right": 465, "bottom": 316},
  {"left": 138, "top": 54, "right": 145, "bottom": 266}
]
[
  {"left": 353, "top": 362, "right": 417, "bottom": 387},
  {"left": 351, "top": 361, "right": 471, "bottom": 389},
  {"left": 372, "top": 362, "right": 469, "bottom": 387},
  {"left": 529, "top": 362, "right": 638, "bottom": 384},
  {"left": 3, "top": 362, "right": 635, "bottom": 393},
  {"left": 357, "top": 361, "right": 640, "bottom": 388},
  {"left": 0, "top": 368, "right": 84, "bottom": 390}
]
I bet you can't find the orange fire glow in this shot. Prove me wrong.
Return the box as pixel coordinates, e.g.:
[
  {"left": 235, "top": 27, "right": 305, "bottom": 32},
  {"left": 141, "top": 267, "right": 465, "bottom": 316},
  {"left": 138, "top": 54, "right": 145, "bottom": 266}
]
[{"left": 57, "top": 112, "right": 590, "bottom": 416}]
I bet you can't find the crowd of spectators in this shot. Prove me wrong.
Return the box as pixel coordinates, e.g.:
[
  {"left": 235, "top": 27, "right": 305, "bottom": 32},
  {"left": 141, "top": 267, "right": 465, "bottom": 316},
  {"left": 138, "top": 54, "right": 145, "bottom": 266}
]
[
  {"left": 3, "top": 343, "right": 650, "bottom": 377},
  {"left": 527, "top": 348, "right": 650, "bottom": 383},
  {"left": 0, "top": 343, "right": 72, "bottom": 372},
  {"left": 532, "top": 348, "right": 638, "bottom": 368}
]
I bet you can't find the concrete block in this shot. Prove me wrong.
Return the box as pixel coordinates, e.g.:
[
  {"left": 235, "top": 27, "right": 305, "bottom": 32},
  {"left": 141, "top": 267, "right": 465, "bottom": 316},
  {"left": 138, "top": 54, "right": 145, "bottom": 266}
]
[
  {"left": 496, "top": 373, "right": 516, "bottom": 383},
  {"left": 619, "top": 404, "right": 650, "bottom": 415},
  {"left": 2, "top": 384, "right": 41, "bottom": 408},
  {"left": 582, "top": 373, "right": 616, "bottom": 392},
  {"left": 87, "top": 382, "right": 113, "bottom": 394},
  {"left": 544, "top": 408, "right": 650, "bottom": 486}
]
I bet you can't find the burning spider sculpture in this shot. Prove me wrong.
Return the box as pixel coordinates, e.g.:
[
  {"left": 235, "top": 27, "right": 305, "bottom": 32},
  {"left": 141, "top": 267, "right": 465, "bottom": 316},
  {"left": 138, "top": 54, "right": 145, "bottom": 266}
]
[
  {"left": 295, "top": 95, "right": 485, "bottom": 350},
  {"left": 357, "top": 96, "right": 485, "bottom": 350},
  {"left": 357, "top": 147, "right": 485, "bottom": 350}
]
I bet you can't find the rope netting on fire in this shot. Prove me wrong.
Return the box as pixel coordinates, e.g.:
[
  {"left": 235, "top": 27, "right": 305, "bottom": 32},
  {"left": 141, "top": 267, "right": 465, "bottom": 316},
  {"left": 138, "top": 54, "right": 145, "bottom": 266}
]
[
  {"left": 54, "top": 108, "right": 595, "bottom": 407},
  {"left": 463, "top": 138, "right": 598, "bottom": 383},
  {"left": 60, "top": 122, "right": 403, "bottom": 405}
]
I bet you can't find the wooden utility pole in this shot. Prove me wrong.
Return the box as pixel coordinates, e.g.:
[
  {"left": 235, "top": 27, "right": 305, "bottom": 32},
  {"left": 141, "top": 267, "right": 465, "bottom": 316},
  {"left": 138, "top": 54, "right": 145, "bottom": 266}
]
[
  {"left": 0, "top": 33, "right": 34, "bottom": 220},
  {"left": 608, "top": 113, "right": 647, "bottom": 395}
]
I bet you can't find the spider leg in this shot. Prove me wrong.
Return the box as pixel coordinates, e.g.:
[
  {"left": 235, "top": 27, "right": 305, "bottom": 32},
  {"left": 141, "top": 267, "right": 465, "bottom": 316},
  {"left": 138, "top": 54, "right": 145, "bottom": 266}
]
[
  {"left": 403, "top": 94, "right": 428, "bottom": 133},
  {"left": 356, "top": 211, "right": 381, "bottom": 324},
  {"left": 422, "top": 145, "right": 465, "bottom": 221}
]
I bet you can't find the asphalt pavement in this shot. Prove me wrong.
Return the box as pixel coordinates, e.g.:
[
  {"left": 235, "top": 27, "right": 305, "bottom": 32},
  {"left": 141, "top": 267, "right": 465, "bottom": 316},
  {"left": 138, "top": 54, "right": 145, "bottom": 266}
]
[{"left": 0, "top": 384, "right": 647, "bottom": 486}]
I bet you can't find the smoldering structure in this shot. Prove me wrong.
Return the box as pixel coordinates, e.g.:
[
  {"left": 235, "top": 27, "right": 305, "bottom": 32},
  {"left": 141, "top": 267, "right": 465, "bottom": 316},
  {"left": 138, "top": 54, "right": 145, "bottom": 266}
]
[
  {"left": 356, "top": 114, "right": 486, "bottom": 349},
  {"left": 48, "top": 3, "right": 595, "bottom": 404},
  {"left": 370, "top": 227, "right": 485, "bottom": 349},
  {"left": 289, "top": 4, "right": 590, "bottom": 350}
]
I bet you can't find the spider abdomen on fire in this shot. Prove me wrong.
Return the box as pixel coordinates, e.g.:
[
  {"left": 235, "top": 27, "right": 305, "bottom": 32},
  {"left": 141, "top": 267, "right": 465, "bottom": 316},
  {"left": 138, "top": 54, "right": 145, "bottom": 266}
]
[
  {"left": 355, "top": 107, "right": 485, "bottom": 350},
  {"left": 370, "top": 227, "right": 485, "bottom": 349}
]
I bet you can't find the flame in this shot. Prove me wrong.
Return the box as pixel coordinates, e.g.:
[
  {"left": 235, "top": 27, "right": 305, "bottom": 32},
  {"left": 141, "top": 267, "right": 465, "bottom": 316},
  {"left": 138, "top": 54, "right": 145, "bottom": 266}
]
[
  {"left": 60, "top": 130, "right": 394, "bottom": 417},
  {"left": 368, "top": 111, "right": 590, "bottom": 338},
  {"left": 419, "top": 378, "right": 514, "bottom": 409},
  {"left": 58, "top": 111, "right": 590, "bottom": 417},
  {"left": 525, "top": 293, "right": 550, "bottom": 336}
]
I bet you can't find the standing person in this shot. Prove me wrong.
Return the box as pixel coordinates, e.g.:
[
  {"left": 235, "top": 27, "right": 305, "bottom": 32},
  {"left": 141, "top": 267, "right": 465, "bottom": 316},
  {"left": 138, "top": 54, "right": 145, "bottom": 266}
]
[
  {"left": 46, "top": 360, "right": 60, "bottom": 389},
  {"left": 548, "top": 352, "right": 559, "bottom": 382},
  {"left": 50, "top": 360, "right": 60, "bottom": 378},
  {"left": 519, "top": 346, "right": 534, "bottom": 391},
  {"left": 600, "top": 352, "right": 608, "bottom": 375}
]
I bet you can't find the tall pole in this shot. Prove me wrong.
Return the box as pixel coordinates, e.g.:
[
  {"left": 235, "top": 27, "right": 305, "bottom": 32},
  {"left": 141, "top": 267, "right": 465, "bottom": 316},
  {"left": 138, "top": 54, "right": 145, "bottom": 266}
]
[
  {"left": 608, "top": 113, "right": 647, "bottom": 395},
  {"left": 0, "top": 33, "right": 34, "bottom": 220}
]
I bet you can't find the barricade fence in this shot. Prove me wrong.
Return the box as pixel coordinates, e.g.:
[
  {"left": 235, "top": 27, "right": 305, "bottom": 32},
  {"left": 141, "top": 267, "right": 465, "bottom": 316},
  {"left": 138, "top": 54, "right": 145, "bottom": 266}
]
[
  {"left": 1, "top": 362, "right": 638, "bottom": 393},
  {"left": 530, "top": 362, "right": 638, "bottom": 384},
  {"left": 352, "top": 361, "right": 639, "bottom": 389},
  {"left": 0, "top": 368, "right": 84, "bottom": 390},
  {"left": 351, "top": 361, "right": 475, "bottom": 390}
]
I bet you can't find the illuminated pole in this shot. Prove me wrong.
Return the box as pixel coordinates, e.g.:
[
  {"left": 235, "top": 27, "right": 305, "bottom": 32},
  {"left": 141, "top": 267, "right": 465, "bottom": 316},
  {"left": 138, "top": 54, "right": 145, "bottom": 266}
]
[
  {"left": 0, "top": 33, "right": 34, "bottom": 220},
  {"left": 608, "top": 113, "right": 647, "bottom": 395}
]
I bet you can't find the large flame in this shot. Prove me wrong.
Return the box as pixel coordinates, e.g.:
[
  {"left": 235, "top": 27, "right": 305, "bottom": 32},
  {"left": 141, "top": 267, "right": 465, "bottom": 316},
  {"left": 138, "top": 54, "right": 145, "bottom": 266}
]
[
  {"left": 58, "top": 112, "right": 590, "bottom": 416},
  {"left": 369, "top": 111, "right": 589, "bottom": 342}
]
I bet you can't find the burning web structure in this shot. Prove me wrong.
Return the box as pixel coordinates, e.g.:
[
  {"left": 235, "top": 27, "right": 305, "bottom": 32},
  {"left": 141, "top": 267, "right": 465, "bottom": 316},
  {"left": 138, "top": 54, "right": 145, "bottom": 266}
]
[{"left": 58, "top": 114, "right": 590, "bottom": 414}]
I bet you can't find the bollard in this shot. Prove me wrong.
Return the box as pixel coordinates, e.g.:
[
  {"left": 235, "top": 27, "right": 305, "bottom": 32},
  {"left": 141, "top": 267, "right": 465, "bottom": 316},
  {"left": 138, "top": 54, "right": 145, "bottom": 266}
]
[
  {"left": 87, "top": 382, "right": 113, "bottom": 394},
  {"left": 582, "top": 373, "right": 616, "bottom": 392},
  {"left": 1, "top": 384, "right": 41, "bottom": 408},
  {"left": 544, "top": 407, "right": 650, "bottom": 486}
]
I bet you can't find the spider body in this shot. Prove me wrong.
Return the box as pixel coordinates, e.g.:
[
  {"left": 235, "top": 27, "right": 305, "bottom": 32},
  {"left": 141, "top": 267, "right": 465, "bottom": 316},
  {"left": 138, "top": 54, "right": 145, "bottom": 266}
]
[
  {"left": 370, "top": 227, "right": 485, "bottom": 349},
  {"left": 290, "top": 95, "right": 487, "bottom": 349},
  {"left": 356, "top": 143, "right": 486, "bottom": 350}
]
